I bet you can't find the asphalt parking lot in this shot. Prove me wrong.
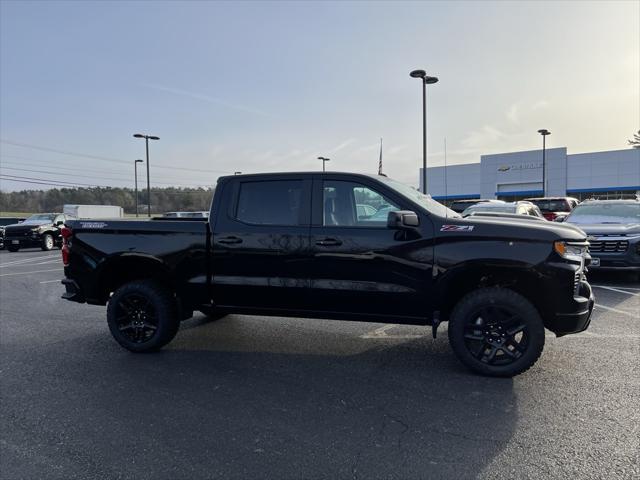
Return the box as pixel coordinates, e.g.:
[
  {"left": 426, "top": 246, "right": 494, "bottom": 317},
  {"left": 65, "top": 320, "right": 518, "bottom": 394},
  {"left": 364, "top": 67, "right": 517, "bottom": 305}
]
[{"left": 1, "top": 248, "right": 638, "bottom": 480}]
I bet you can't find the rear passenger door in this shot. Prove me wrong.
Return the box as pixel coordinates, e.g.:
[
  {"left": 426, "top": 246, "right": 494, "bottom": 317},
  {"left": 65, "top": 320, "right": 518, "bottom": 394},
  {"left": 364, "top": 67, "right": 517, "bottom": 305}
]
[{"left": 211, "top": 175, "right": 312, "bottom": 310}]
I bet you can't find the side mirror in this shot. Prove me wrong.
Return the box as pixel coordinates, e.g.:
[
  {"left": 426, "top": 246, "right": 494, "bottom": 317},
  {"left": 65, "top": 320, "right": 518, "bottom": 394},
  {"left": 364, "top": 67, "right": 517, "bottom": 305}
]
[
  {"left": 56, "top": 221, "right": 64, "bottom": 226},
  {"left": 554, "top": 217, "right": 565, "bottom": 223},
  {"left": 387, "top": 210, "right": 420, "bottom": 229}
]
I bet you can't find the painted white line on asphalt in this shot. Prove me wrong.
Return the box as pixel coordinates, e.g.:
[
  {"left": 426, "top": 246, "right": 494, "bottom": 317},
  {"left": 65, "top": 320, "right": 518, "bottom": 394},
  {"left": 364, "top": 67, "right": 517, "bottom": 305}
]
[
  {"left": 0, "top": 268, "right": 63, "bottom": 277},
  {"left": 26, "top": 260, "right": 62, "bottom": 267},
  {"left": 39, "top": 279, "right": 62, "bottom": 284},
  {"left": 593, "top": 285, "right": 639, "bottom": 296},
  {"left": 595, "top": 303, "right": 639, "bottom": 318},
  {"left": 0, "top": 255, "right": 59, "bottom": 267}
]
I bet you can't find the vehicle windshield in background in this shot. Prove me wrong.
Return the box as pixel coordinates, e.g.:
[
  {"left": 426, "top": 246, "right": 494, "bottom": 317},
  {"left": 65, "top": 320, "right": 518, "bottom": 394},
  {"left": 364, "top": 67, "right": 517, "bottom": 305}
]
[
  {"left": 379, "top": 177, "right": 460, "bottom": 218},
  {"left": 567, "top": 204, "right": 640, "bottom": 224},
  {"left": 464, "top": 205, "right": 516, "bottom": 215},
  {"left": 530, "top": 200, "right": 570, "bottom": 212},
  {"left": 23, "top": 214, "right": 56, "bottom": 223}
]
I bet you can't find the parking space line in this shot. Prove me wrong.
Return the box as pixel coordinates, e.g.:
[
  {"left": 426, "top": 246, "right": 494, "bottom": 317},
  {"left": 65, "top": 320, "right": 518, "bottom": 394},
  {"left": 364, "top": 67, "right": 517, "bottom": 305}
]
[
  {"left": 0, "top": 268, "right": 63, "bottom": 277},
  {"left": 595, "top": 303, "right": 638, "bottom": 318},
  {"left": 593, "top": 285, "right": 639, "bottom": 296},
  {"left": 0, "top": 254, "right": 60, "bottom": 267}
]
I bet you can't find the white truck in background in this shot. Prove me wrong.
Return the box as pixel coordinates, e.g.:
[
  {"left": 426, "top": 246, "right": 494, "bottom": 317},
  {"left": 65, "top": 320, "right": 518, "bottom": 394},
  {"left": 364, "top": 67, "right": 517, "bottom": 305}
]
[{"left": 63, "top": 204, "right": 124, "bottom": 219}]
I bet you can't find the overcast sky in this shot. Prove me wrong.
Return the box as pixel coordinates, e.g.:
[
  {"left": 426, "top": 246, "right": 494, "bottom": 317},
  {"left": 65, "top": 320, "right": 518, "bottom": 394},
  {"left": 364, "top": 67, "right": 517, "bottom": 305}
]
[{"left": 1, "top": 0, "right": 638, "bottom": 192}]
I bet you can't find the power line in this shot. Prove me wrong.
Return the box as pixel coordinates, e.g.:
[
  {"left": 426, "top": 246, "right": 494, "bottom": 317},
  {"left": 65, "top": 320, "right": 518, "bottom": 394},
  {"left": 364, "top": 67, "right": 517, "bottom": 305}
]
[
  {"left": 0, "top": 174, "right": 213, "bottom": 194},
  {"left": 0, "top": 157, "right": 215, "bottom": 186},
  {"left": 1, "top": 139, "right": 233, "bottom": 174},
  {"left": 0, "top": 165, "right": 211, "bottom": 188}
]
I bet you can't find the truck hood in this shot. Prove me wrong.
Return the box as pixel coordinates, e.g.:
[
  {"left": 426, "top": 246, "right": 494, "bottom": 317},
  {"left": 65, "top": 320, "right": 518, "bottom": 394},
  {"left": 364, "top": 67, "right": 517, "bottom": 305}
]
[
  {"left": 565, "top": 222, "right": 640, "bottom": 236},
  {"left": 441, "top": 215, "right": 587, "bottom": 241},
  {"left": 4, "top": 221, "right": 51, "bottom": 232}
]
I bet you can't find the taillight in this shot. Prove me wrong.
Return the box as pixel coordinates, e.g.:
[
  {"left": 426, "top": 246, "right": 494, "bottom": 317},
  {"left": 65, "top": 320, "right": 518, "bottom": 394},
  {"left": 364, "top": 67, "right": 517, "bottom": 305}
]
[{"left": 61, "top": 226, "right": 73, "bottom": 266}]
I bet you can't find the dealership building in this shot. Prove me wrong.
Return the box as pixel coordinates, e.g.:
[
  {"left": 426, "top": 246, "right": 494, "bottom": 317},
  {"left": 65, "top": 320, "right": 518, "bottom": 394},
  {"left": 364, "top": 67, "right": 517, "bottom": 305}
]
[{"left": 421, "top": 147, "right": 640, "bottom": 202}]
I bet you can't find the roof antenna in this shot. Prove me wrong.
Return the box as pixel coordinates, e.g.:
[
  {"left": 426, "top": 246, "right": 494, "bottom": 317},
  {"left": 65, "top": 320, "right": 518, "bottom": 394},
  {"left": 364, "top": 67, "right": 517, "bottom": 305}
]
[{"left": 444, "top": 137, "right": 448, "bottom": 218}]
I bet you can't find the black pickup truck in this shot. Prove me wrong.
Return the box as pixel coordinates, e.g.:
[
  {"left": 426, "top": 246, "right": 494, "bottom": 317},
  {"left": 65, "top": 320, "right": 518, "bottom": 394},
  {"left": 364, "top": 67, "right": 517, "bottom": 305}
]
[
  {"left": 4, "top": 213, "right": 71, "bottom": 251},
  {"left": 61, "top": 172, "right": 594, "bottom": 377}
]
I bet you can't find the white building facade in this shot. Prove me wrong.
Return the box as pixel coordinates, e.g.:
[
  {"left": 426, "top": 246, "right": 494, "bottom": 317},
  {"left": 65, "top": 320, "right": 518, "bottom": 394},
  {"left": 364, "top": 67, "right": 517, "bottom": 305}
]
[{"left": 421, "top": 147, "right": 640, "bottom": 202}]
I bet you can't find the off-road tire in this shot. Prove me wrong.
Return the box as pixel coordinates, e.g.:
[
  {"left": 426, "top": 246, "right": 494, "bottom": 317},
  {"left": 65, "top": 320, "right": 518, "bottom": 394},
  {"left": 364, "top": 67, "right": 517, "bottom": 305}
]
[
  {"left": 448, "top": 287, "right": 545, "bottom": 377},
  {"left": 107, "top": 280, "right": 180, "bottom": 352}
]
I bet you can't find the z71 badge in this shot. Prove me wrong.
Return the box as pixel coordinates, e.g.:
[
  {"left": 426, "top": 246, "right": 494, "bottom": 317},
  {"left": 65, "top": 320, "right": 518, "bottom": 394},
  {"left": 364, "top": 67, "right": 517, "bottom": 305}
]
[{"left": 440, "top": 225, "right": 474, "bottom": 232}]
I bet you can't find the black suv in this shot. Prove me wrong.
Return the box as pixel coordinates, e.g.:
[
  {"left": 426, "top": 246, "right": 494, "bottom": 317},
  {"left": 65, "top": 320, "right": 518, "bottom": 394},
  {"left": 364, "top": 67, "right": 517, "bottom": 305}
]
[{"left": 3, "top": 213, "right": 71, "bottom": 252}]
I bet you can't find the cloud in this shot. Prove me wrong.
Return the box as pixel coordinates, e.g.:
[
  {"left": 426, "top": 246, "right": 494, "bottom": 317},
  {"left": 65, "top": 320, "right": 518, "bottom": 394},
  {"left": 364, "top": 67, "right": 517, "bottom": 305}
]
[
  {"left": 507, "top": 103, "right": 520, "bottom": 124},
  {"left": 461, "top": 125, "right": 507, "bottom": 149},
  {"left": 329, "top": 138, "right": 356, "bottom": 154},
  {"left": 532, "top": 100, "right": 550, "bottom": 111},
  {"left": 141, "top": 83, "right": 272, "bottom": 117}
]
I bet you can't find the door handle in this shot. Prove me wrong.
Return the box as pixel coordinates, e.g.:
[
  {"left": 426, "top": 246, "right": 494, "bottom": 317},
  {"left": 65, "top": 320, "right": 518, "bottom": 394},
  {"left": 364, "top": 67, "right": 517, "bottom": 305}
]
[
  {"left": 218, "top": 236, "right": 243, "bottom": 245},
  {"left": 315, "top": 238, "right": 342, "bottom": 246}
]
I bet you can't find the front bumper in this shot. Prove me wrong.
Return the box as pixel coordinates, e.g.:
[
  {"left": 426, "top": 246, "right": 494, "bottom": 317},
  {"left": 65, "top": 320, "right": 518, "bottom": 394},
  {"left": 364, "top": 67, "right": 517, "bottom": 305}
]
[
  {"left": 551, "top": 281, "right": 594, "bottom": 337},
  {"left": 3, "top": 236, "right": 42, "bottom": 248}
]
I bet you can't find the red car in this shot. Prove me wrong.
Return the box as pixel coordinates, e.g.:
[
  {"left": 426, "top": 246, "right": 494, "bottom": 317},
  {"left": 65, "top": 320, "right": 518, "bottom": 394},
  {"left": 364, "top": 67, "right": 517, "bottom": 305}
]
[{"left": 525, "top": 197, "right": 579, "bottom": 221}]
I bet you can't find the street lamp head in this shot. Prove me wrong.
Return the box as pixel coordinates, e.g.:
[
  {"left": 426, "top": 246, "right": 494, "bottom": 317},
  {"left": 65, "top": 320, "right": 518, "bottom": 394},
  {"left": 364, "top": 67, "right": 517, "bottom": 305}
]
[
  {"left": 538, "top": 129, "right": 551, "bottom": 136},
  {"left": 133, "top": 134, "right": 145, "bottom": 138},
  {"left": 135, "top": 159, "right": 143, "bottom": 163},
  {"left": 410, "top": 69, "right": 426, "bottom": 79},
  {"left": 424, "top": 76, "right": 439, "bottom": 84},
  {"left": 148, "top": 136, "right": 160, "bottom": 141}
]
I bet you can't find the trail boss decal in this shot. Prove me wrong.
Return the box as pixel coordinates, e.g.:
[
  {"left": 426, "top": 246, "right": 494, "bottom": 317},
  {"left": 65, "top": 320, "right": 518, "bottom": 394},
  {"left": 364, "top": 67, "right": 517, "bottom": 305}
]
[
  {"left": 440, "top": 225, "right": 474, "bottom": 232},
  {"left": 80, "top": 222, "right": 108, "bottom": 229}
]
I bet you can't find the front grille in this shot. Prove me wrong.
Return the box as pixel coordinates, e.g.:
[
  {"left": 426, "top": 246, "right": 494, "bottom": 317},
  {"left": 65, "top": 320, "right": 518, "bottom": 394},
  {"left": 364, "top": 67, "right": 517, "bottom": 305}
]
[{"left": 588, "top": 240, "right": 629, "bottom": 253}]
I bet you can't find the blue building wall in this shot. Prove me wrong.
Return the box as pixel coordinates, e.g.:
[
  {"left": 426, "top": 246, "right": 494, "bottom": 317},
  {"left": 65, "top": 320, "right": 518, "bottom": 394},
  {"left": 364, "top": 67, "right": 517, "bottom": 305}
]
[{"left": 422, "top": 147, "right": 639, "bottom": 200}]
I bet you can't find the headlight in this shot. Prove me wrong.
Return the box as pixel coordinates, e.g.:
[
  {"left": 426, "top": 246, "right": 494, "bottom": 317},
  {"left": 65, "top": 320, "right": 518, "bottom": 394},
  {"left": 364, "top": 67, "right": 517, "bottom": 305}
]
[{"left": 554, "top": 241, "right": 588, "bottom": 260}]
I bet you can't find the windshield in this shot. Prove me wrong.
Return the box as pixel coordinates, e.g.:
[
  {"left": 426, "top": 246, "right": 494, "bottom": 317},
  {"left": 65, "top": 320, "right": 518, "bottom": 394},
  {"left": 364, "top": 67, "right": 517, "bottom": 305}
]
[
  {"left": 464, "top": 205, "right": 516, "bottom": 215},
  {"left": 567, "top": 203, "right": 640, "bottom": 224},
  {"left": 379, "top": 177, "right": 460, "bottom": 218},
  {"left": 529, "top": 199, "right": 570, "bottom": 212},
  {"left": 23, "top": 214, "right": 55, "bottom": 223}
]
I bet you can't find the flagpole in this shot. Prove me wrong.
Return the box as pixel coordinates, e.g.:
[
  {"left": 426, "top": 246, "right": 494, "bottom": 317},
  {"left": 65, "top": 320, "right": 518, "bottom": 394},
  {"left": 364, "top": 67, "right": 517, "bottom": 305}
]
[{"left": 378, "top": 137, "right": 383, "bottom": 175}]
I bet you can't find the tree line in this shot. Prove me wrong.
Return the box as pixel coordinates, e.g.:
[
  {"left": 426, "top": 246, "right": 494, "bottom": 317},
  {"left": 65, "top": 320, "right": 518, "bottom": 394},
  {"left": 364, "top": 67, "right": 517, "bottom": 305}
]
[{"left": 0, "top": 186, "right": 214, "bottom": 215}]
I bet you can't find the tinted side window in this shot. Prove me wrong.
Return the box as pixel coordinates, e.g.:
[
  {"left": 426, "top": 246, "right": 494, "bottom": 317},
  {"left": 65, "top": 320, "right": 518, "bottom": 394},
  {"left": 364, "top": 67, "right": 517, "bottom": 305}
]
[
  {"left": 323, "top": 180, "right": 399, "bottom": 227},
  {"left": 236, "top": 180, "right": 303, "bottom": 226}
]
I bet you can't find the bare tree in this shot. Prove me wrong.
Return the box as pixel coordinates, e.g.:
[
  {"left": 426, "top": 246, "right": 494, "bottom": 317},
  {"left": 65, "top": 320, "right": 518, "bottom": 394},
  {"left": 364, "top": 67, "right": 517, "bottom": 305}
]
[{"left": 629, "top": 129, "right": 640, "bottom": 149}]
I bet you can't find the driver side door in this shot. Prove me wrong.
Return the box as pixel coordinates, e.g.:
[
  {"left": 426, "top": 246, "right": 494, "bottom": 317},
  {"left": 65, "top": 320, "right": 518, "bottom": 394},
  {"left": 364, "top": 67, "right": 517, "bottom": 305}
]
[{"left": 307, "top": 175, "right": 434, "bottom": 321}]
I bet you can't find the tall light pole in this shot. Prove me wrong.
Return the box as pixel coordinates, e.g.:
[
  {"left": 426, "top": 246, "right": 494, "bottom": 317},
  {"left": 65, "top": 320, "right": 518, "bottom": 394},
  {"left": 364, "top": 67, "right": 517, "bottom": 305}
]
[
  {"left": 410, "top": 69, "right": 438, "bottom": 193},
  {"left": 318, "top": 156, "right": 330, "bottom": 172},
  {"left": 538, "top": 129, "right": 551, "bottom": 196},
  {"left": 134, "top": 159, "right": 143, "bottom": 217},
  {"left": 133, "top": 133, "right": 160, "bottom": 217}
]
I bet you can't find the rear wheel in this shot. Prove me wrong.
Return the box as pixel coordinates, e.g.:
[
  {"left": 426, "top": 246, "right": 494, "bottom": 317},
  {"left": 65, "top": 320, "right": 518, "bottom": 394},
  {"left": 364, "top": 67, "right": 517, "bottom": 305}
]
[
  {"left": 41, "top": 234, "right": 54, "bottom": 251},
  {"left": 448, "top": 287, "right": 545, "bottom": 377},
  {"left": 107, "top": 280, "right": 180, "bottom": 352}
]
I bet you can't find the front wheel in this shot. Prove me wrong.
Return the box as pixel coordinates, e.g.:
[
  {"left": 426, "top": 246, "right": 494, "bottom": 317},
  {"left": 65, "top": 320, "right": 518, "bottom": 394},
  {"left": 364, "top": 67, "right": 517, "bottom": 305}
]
[
  {"left": 7, "top": 245, "right": 19, "bottom": 252},
  {"left": 447, "top": 287, "right": 545, "bottom": 377},
  {"left": 41, "top": 234, "right": 54, "bottom": 251},
  {"left": 107, "top": 280, "right": 180, "bottom": 352}
]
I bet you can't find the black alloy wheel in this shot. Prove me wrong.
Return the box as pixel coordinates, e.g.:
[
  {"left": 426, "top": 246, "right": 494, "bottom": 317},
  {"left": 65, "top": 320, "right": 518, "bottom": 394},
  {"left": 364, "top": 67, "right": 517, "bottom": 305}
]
[
  {"left": 462, "top": 305, "right": 528, "bottom": 366},
  {"left": 107, "top": 280, "right": 180, "bottom": 352},
  {"left": 113, "top": 292, "right": 159, "bottom": 344},
  {"left": 448, "top": 287, "right": 545, "bottom": 377}
]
